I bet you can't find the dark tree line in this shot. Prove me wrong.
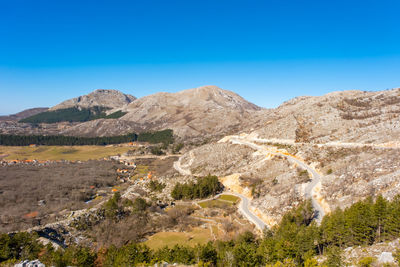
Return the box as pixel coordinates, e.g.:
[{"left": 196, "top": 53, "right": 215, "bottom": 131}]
[
  {"left": 171, "top": 175, "right": 223, "bottom": 200},
  {"left": 137, "top": 129, "right": 174, "bottom": 145},
  {"left": 0, "top": 129, "right": 174, "bottom": 146},
  {"left": 0, "top": 133, "right": 138, "bottom": 146},
  {"left": 19, "top": 106, "right": 127, "bottom": 124},
  {"left": 259, "top": 195, "right": 400, "bottom": 265}
]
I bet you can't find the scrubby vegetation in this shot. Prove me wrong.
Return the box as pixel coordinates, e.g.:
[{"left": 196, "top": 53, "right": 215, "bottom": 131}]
[
  {"left": 104, "top": 110, "right": 127, "bottom": 119},
  {"left": 71, "top": 193, "right": 199, "bottom": 247},
  {"left": 19, "top": 106, "right": 128, "bottom": 123},
  {"left": 0, "top": 129, "right": 174, "bottom": 146},
  {"left": 3, "top": 195, "right": 400, "bottom": 266},
  {"left": 150, "top": 145, "right": 165, "bottom": 155},
  {"left": 171, "top": 175, "right": 223, "bottom": 200},
  {"left": 172, "top": 143, "right": 184, "bottom": 153},
  {"left": 147, "top": 180, "right": 166, "bottom": 192},
  {"left": 0, "top": 161, "right": 120, "bottom": 232}
]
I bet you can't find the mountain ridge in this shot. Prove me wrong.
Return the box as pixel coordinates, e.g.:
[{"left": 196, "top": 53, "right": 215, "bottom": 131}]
[
  {"left": 61, "top": 85, "right": 262, "bottom": 139},
  {"left": 50, "top": 89, "right": 136, "bottom": 111},
  {"left": 2, "top": 86, "right": 400, "bottom": 143},
  {"left": 0, "top": 107, "right": 49, "bottom": 121}
]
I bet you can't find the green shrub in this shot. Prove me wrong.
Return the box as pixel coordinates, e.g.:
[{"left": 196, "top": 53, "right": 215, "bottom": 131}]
[
  {"left": 358, "top": 256, "right": 376, "bottom": 267},
  {"left": 148, "top": 180, "right": 166, "bottom": 192},
  {"left": 171, "top": 175, "right": 222, "bottom": 200}
]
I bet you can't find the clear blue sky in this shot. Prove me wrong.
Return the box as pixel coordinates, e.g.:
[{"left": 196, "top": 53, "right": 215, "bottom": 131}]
[{"left": 1, "top": 0, "right": 400, "bottom": 115}]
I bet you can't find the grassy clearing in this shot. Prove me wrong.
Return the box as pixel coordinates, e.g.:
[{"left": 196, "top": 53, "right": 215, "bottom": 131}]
[
  {"left": 130, "top": 165, "right": 150, "bottom": 180},
  {"left": 218, "top": 194, "right": 240, "bottom": 203},
  {"left": 136, "top": 165, "right": 149, "bottom": 175},
  {"left": 144, "top": 227, "right": 212, "bottom": 250},
  {"left": 0, "top": 145, "right": 132, "bottom": 161},
  {"left": 198, "top": 199, "right": 232, "bottom": 209}
]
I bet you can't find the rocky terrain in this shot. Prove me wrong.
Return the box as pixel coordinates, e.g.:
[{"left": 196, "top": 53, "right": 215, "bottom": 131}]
[
  {"left": 301, "top": 143, "right": 400, "bottom": 210},
  {"left": 0, "top": 121, "right": 78, "bottom": 135},
  {"left": 124, "top": 86, "right": 258, "bottom": 137},
  {"left": 175, "top": 131, "right": 400, "bottom": 227},
  {"left": 0, "top": 86, "right": 263, "bottom": 139},
  {"left": 176, "top": 141, "right": 307, "bottom": 225},
  {"left": 0, "top": 107, "right": 48, "bottom": 121},
  {"left": 3, "top": 86, "right": 400, "bottom": 223},
  {"left": 3, "top": 86, "right": 400, "bottom": 226},
  {"left": 62, "top": 85, "right": 262, "bottom": 139},
  {"left": 252, "top": 88, "right": 400, "bottom": 144},
  {"left": 4, "top": 86, "right": 400, "bottom": 143},
  {"left": 59, "top": 119, "right": 147, "bottom": 137},
  {"left": 49, "top": 89, "right": 136, "bottom": 110}
]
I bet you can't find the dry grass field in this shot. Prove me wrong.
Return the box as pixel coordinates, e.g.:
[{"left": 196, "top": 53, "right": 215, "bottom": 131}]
[
  {"left": 144, "top": 227, "right": 212, "bottom": 249},
  {"left": 218, "top": 194, "right": 239, "bottom": 203},
  {"left": 198, "top": 199, "right": 231, "bottom": 209},
  {"left": 0, "top": 145, "right": 132, "bottom": 161},
  {"left": 198, "top": 194, "right": 239, "bottom": 208}
]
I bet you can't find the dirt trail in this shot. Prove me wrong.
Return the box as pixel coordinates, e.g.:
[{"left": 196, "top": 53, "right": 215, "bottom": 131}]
[
  {"left": 226, "top": 135, "right": 329, "bottom": 223},
  {"left": 174, "top": 159, "right": 268, "bottom": 231},
  {"left": 173, "top": 151, "right": 194, "bottom": 176}
]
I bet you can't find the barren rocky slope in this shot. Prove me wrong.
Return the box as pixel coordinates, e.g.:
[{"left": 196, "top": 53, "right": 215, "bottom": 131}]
[
  {"left": 64, "top": 85, "right": 262, "bottom": 139},
  {"left": 60, "top": 119, "right": 147, "bottom": 137},
  {"left": 121, "top": 85, "right": 261, "bottom": 139},
  {"left": 169, "top": 86, "right": 400, "bottom": 230},
  {"left": 50, "top": 89, "right": 136, "bottom": 110},
  {"left": 0, "top": 121, "right": 78, "bottom": 135},
  {"left": 0, "top": 107, "right": 49, "bottom": 121},
  {"left": 177, "top": 133, "right": 400, "bottom": 226},
  {"left": 178, "top": 142, "right": 306, "bottom": 225},
  {"left": 252, "top": 88, "right": 400, "bottom": 144}
]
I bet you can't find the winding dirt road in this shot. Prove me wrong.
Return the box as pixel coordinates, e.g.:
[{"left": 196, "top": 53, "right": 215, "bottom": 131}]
[
  {"left": 173, "top": 151, "right": 193, "bottom": 176},
  {"left": 231, "top": 192, "right": 267, "bottom": 230},
  {"left": 228, "top": 136, "right": 325, "bottom": 223},
  {"left": 173, "top": 151, "right": 268, "bottom": 231},
  {"left": 173, "top": 134, "right": 328, "bottom": 229},
  {"left": 195, "top": 193, "right": 267, "bottom": 231}
]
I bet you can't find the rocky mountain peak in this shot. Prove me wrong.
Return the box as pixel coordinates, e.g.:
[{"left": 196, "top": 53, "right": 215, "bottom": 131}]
[
  {"left": 50, "top": 89, "right": 136, "bottom": 110},
  {"left": 174, "top": 85, "right": 261, "bottom": 111}
]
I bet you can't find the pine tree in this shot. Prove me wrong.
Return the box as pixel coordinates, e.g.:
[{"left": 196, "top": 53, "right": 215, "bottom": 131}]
[{"left": 373, "top": 195, "right": 388, "bottom": 242}]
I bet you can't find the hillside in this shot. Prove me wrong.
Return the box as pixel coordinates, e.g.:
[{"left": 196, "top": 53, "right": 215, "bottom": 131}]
[
  {"left": 62, "top": 85, "right": 262, "bottom": 139},
  {"left": 60, "top": 86, "right": 400, "bottom": 143},
  {"left": 251, "top": 88, "right": 400, "bottom": 144},
  {"left": 19, "top": 106, "right": 128, "bottom": 123},
  {"left": 0, "top": 107, "right": 49, "bottom": 121},
  {"left": 2, "top": 85, "right": 400, "bottom": 265},
  {"left": 171, "top": 87, "right": 400, "bottom": 237},
  {"left": 18, "top": 89, "right": 136, "bottom": 124},
  {"left": 50, "top": 89, "right": 136, "bottom": 110},
  {"left": 3, "top": 86, "right": 400, "bottom": 144}
]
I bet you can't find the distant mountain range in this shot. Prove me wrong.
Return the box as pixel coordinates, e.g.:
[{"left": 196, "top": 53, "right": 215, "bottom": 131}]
[
  {"left": 1, "top": 85, "right": 400, "bottom": 144},
  {"left": 0, "top": 86, "right": 262, "bottom": 140},
  {"left": 0, "top": 108, "right": 49, "bottom": 121}
]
